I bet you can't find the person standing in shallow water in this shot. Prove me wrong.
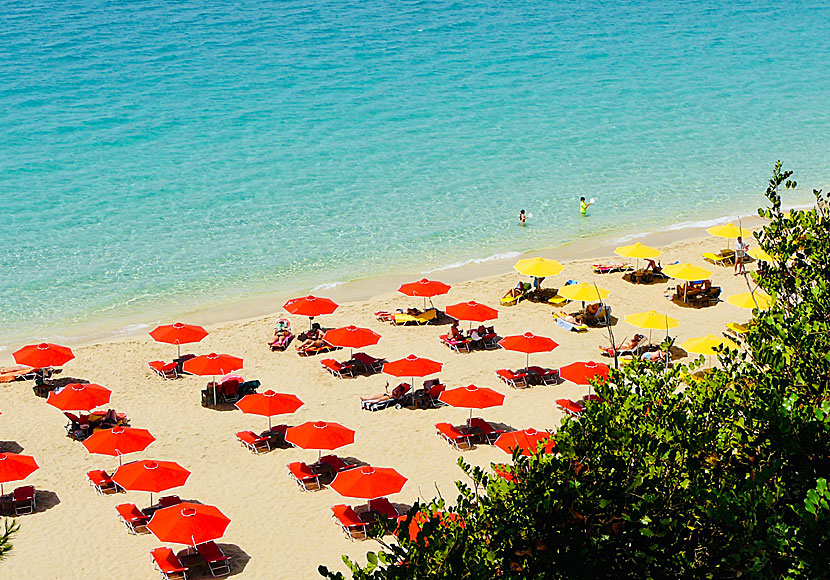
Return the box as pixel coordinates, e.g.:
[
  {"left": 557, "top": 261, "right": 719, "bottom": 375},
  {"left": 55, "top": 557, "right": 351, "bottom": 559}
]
[
  {"left": 580, "top": 197, "right": 591, "bottom": 215},
  {"left": 519, "top": 209, "right": 526, "bottom": 226}
]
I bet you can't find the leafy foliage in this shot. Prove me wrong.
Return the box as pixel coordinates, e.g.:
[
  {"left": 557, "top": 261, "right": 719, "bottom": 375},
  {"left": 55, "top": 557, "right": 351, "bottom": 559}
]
[
  {"left": 0, "top": 519, "right": 18, "bottom": 562},
  {"left": 320, "top": 163, "right": 830, "bottom": 579}
]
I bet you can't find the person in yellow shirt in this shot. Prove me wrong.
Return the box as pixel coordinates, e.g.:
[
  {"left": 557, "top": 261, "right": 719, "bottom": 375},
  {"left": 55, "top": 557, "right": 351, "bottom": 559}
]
[{"left": 580, "top": 197, "right": 592, "bottom": 215}]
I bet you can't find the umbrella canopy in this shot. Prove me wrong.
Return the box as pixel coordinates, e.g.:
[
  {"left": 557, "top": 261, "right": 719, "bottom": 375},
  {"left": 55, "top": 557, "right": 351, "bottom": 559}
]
[
  {"left": 149, "top": 323, "right": 208, "bottom": 346},
  {"left": 182, "top": 353, "right": 243, "bottom": 377},
  {"left": 445, "top": 301, "right": 498, "bottom": 323},
  {"left": 113, "top": 460, "right": 191, "bottom": 495},
  {"left": 383, "top": 355, "right": 443, "bottom": 379},
  {"left": 706, "top": 223, "right": 753, "bottom": 240},
  {"left": 323, "top": 326, "right": 381, "bottom": 350},
  {"left": 148, "top": 502, "right": 230, "bottom": 547},
  {"left": 681, "top": 335, "right": 739, "bottom": 356},
  {"left": 498, "top": 332, "right": 558, "bottom": 368},
  {"left": 12, "top": 342, "right": 74, "bottom": 369},
  {"left": 406, "top": 511, "right": 463, "bottom": 542},
  {"left": 398, "top": 279, "right": 451, "bottom": 298},
  {"left": 494, "top": 428, "right": 555, "bottom": 456},
  {"left": 614, "top": 242, "right": 662, "bottom": 260},
  {"left": 438, "top": 385, "right": 505, "bottom": 411},
  {"left": 236, "top": 390, "right": 304, "bottom": 430},
  {"left": 727, "top": 292, "right": 773, "bottom": 310},
  {"left": 330, "top": 465, "right": 407, "bottom": 500},
  {"left": 625, "top": 310, "right": 679, "bottom": 344},
  {"left": 46, "top": 383, "right": 112, "bottom": 412},
  {"left": 283, "top": 295, "right": 339, "bottom": 318},
  {"left": 557, "top": 283, "right": 610, "bottom": 303},
  {"left": 662, "top": 263, "right": 713, "bottom": 282},
  {"left": 747, "top": 247, "right": 774, "bottom": 262},
  {"left": 513, "top": 257, "right": 564, "bottom": 278},
  {"left": 284, "top": 421, "right": 355, "bottom": 451},
  {"left": 559, "top": 361, "right": 610, "bottom": 386},
  {"left": 82, "top": 427, "right": 155, "bottom": 464},
  {"left": 0, "top": 452, "right": 39, "bottom": 494}
]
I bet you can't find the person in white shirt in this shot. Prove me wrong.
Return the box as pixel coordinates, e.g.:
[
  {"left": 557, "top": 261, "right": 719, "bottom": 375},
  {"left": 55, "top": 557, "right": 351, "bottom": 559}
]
[{"left": 734, "top": 236, "right": 749, "bottom": 275}]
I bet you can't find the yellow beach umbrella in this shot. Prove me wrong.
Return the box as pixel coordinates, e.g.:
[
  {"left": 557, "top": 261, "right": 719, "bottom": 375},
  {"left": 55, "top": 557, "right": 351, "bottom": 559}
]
[
  {"left": 557, "top": 283, "right": 610, "bottom": 303},
  {"left": 615, "top": 242, "right": 662, "bottom": 260},
  {"left": 727, "top": 292, "right": 772, "bottom": 310},
  {"left": 747, "top": 247, "right": 774, "bottom": 262},
  {"left": 513, "top": 257, "right": 564, "bottom": 278},
  {"left": 681, "top": 334, "right": 738, "bottom": 356},
  {"left": 706, "top": 223, "right": 753, "bottom": 240},
  {"left": 662, "top": 263, "right": 713, "bottom": 281},
  {"left": 625, "top": 310, "right": 679, "bottom": 345}
]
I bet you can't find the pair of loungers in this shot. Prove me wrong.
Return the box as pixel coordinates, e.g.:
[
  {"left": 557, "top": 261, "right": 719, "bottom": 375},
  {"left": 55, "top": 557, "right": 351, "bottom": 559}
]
[
  {"left": 148, "top": 354, "right": 197, "bottom": 380},
  {"left": 375, "top": 308, "right": 438, "bottom": 325},
  {"left": 673, "top": 283, "right": 722, "bottom": 307},
  {"left": 556, "top": 394, "right": 605, "bottom": 417},
  {"left": 0, "top": 485, "right": 36, "bottom": 516},
  {"left": 332, "top": 497, "right": 404, "bottom": 540},
  {"left": 439, "top": 327, "right": 498, "bottom": 353},
  {"left": 435, "top": 418, "right": 509, "bottom": 450},
  {"left": 236, "top": 425, "right": 288, "bottom": 454},
  {"left": 201, "top": 378, "right": 260, "bottom": 407},
  {"left": 593, "top": 262, "right": 634, "bottom": 274},
  {"left": 151, "top": 541, "right": 231, "bottom": 579},
  {"left": 321, "top": 352, "right": 386, "bottom": 379},
  {"left": 117, "top": 495, "right": 182, "bottom": 535},
  {"left": 361, "top": 379, "right": 447, "bottom": 412},
  {"left": 287, "top": 455, "right": 357, "bottom": 492},
  {"left": 66, "top": 410, "right": 130, "bottom": 441},
  {"left": 495, "top": 367, "right": 560, "bottom": 388}
]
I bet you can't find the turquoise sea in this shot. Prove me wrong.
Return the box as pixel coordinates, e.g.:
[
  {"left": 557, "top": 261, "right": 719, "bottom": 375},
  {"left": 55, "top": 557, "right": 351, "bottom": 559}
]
[{"left": 1, "top": 0, "right": 829, "bottom": 349}]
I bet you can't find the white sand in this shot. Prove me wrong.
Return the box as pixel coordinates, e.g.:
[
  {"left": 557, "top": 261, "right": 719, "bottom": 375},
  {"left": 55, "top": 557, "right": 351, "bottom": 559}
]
[{"left": 0, "top": 234, "right": 760, "bottom": 579}]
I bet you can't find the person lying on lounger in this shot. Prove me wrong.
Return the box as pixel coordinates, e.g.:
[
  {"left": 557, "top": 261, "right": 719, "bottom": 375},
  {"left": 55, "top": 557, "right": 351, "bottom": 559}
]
[
  {"left": 599, "top": 334, "right": 645, "bottom": 356},
  {"left": 468, "top": 325, "right": 487, "bottom": 348},
  {"left": 296, "top": 323, "right": 325, "bottom": 351},
  {"left": 269, "top": 318, "right": 293, "bottom": 349},
  {"left": 360, "top": 381, "right": 411, "bottom": 403},
  {"left": 561, "top": 313, "right": 586, "bottom": 325},
  {"left": 640, "top": 349, "right": 670, "bottom": 362},
  {"left": 644, "top": 259, "right": 663, "bottom": 273},
  {"left": 503, "top": 281, "right": 526, "bottom": 300}
]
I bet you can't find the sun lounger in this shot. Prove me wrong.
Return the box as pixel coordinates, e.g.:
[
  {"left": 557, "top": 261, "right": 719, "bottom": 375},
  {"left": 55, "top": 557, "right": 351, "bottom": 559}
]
[
  {"left": 151, "top": 547, "right": 188, "bottom": 580},
  {"left": 548, "top": 294, "right": 570, "bottom": 307},
  {"left": 116, "top": 503, "right": 150, "bottom": 534},
  {"left": 467, "top": 418, "right": 507, "bottom": 444},
  {"left": 360, "top": 382, "right": 412, "bottom": 412},
  {"left": 556, "top": 398, "right": 586, "bottom": 417},
  {"left": 702, "top": 251, "right": 733, "bottom": 266},
  {"left": 12, "top": 485, "right": 35, "bottom": 515},
  {"left": 726, "top": 322, "right": 749, "bottom": 337},
  {"left": 173, "top": 354, "right": 196, "bottom": 375},
  {"left": 404, "top": 379, "right": 447, "bottom": 409},
  {"left": 236, "top": 431, "right": 271, "bottom": 454},
  {"left": 495, "top": 368, "right": 529, "bottom": 388},
  {"left": 319, "top": 454, "right": 355, "bottom": 474},
  {"left": 331, "top": 504, "right": 369, "bottom": 540},
  {"left": 197, "top": 541, "right": 231, "bottom": 577},
  {"left": 158, "top": 495, "right": 182, "bottom": 509},
  {"left": 297, "top": 341, "right": 340, "bottom": 357},
  {"left": 87, "top": 469, "right": 123, "bottom": 495},
  {"left": 148, "top": 360, "right": 178, "bottom": 379},
  {"left": 552, "top": 312, "right": 588, "bottom": 332},
  {"left": 526, "top": 366, "right": 560, "bottom": 385},
  {"left": 320, "top": 358, "right": 357, "bottom": 379},
  {"left": 391, "top": 308, "right": 438, "bottom": 326},
  {"left": 367, "top": 497, "right": 399, "bottom": 520},
  {"left": 435, "top": 422, "right": 474, "bottom": 450},
  {"left": 287, "top": 462, "right": 323, "bottom": 491},
  {"left": 351, "top": 352, "right": 384, "bottom": 374},
  {"left": 440, "top": 334, "right": 471, "bottom": 353},
  {"left": 593, "top": 262, "right": 633, "bottom": 274},
  {"left": 583, "top": 305, "right": 612, "bottom": 327},
  {"left": 0, "top": 365, "right": 35, "bottom": 383}
]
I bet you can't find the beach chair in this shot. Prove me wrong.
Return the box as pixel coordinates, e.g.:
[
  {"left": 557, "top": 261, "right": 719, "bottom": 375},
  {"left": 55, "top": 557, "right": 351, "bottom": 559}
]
[
  {"left": 287, "top": 462, "right": 323, "bottom": 491},
  {"left": 592, "top": 262, "right": 633, "bottom": 274},
  {"left": 297, "top": 341, "right": 339, "bottom": 357},
  {"left": 87, "top": 469, "right": 122, "bottom": 495},
  {"left": 526, "top": 366, "right": 559, "bottom": 385},
  {"left": 238, "top": 380, "right": 260, "bottom": 397},
  {"left": 391, "top": 309, "right": 438, "bottom": 326},
  {"left": 439, "top": 334, "right": 471, "bottom": 353},
  {"left": 150, "top": 547, "right": 188, "bottom": 580},
  {"left": 159, "top": 495, "right": 182, "bottom": 509},
  {"left": 197, "top": 541, "right": 231, "bottom": 577},
  {"left": 583, "top": 305, "right": 612, "bottom": 327},
  {"left": 480, "top": 326, "right": 499, "bottom": 349},
  {"left": 726, "top": 322, "right": 749, "bottom": 337},
  {"left": 552, "top": 312, "right": 588, "bottom": 332},
  {"left": 495, "top": 369, "right": 529, "bottom": 389},
  {"left": 556, "top": 398, "right": 585, "bottom": 417},
  {"left": 236, "top": 431, "right": 271, "bottom": 454},
  {"left": 12, "top": 486, "right": 35, "bottom": 515},
  {"left": 435, "top": 423, "right": 474, "bottom": 450},
  {"left": 116, "top": 503, "right": 150, "bottom": 534},
  {"left": 468, "top": 418, "right": 507, "bottom": 444},
  {"left": 360, "top": 383, "right": 412, "bottom": 412},
  {"left": 404, "top": 379, "right": 447, "bottom": 409},
  {"left": 352, "top": 352, "right": 385, "bottom": 374},
  {"left": 368, "top": 497, "right": 400, "bottom": 520},
  {"left": 319, "top": 454, "right": 356, "bottom": 474},
  {"left": 148, "top": 360, "right": 178, "bottom": 379},
  {"left": 263, "top": 424, "right": 288, "bottom": 447},
  {"left": 320, "top": 358, "right": 356, "bottom": 379},
  {"left": 66, "top": 412, "right": 91, "bottom": 441},
  {"left": 331, "top": 504, "right": 369, "bottom": 540},
  {"left": 174, "top": 354, "right": 197, "bottom": 375},
  {"left": 702, "top": 251, "right": 732, "bottom": 266}
]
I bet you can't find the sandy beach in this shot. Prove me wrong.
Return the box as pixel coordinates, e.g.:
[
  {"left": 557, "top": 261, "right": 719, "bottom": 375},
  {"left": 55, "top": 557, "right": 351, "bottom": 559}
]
[{"left": 0, "top": 231, "right": 765, "bottom": 580}]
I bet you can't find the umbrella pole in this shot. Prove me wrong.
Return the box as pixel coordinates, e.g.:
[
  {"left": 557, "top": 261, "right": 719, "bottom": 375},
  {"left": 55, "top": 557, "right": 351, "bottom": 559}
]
[
  {"left": 309, "top": 317, "right": 314, "bottom": 331},
  {"left": 526, "top": 353, "right": 529, "bottom": 371},
  {"left": 177, "top": 342, "right": 181, "bottom": 360},
  {"left": 268, "top": 416, "right": 272, "bottom": 431},
  {"left": 213, "top": 374, "right": 217, "bottom": 406}
]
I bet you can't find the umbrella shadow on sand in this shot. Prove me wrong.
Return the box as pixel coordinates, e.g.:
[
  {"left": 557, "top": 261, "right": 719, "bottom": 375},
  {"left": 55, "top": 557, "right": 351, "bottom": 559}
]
[
  {"left": 34, "top": 376, "right": 91, "bottom": 398},
  {"left": 30, "top": 489, "right": 61, "bottom": 514},
  {"left": 0, "top": 441, "right": 24, "bottom": 454},
  {"left": 218, "top": 543, "right": 251, "bottom": 576}
]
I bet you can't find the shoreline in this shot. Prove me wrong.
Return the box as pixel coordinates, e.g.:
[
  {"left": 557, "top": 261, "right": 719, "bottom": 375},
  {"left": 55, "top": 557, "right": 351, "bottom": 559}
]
[{"left": 0, "top": 201, "right": 793, "bottom": 364}]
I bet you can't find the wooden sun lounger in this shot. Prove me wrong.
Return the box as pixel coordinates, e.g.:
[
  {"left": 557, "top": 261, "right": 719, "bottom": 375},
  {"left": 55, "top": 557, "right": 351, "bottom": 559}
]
[
  {"left": 236, "top": 431, "right": 271, "bottom": 454},
  {"left": 87, "top": 469, "right": 123, "bottom": 495},
  {"left": 197, "top": 541, "right": 231, "bottom": 577},
  {"left": 435, "top": 422, "right": 474, "bottom": 450},
  {"left": 391, "top": 309, "right": 438, "bottom": 325},
  {"left": 151, "top": 547, "right": 188, "bottom": 580},
  {"left": 116, "top": 503, "right": 150, "bottom": 534},
  {"left": 287, "top": 462, "right": 323, "bottom": 491}
]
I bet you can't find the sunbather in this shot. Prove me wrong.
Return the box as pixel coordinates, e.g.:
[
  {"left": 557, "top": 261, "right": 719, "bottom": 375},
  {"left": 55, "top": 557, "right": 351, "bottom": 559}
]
[
  {"left": 644, "top": 259, "right": 663, "bottom": 273},
  {"left": 449, "top": 321, "right": 464, "bottom": 342},
  {"left": 297, "top": 323, "right": 326, "bottom": 351},
  {"left": 468, "top": 325, "right": 487, "bottom": 349},
  {"left": 599, "top": 334, "right": 645, "bottom": 356},
  {"left": 582, "top": 302, "right": 611, "bottom": 325},
  {"left": 640, "top": 349, "right": 670, "bottom": 362},
  {"left": 269, "top": 318, "right": 293, "bottom": 350},
  {"left": 561, "top": 313, "right": 585, "bottom": 325},
  {"left": 360, "top": 381, "right": 411, "bottom": 403}
]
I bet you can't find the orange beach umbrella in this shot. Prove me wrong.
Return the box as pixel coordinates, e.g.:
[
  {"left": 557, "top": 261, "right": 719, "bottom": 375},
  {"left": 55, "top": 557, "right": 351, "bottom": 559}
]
[
  {"left": 494, "top": 428, "right": 555, "bottom": 456},
  {"left": 559, "top": 361, "right": 610, "bottom": 386},
  {"left": 235, "top": 390, "right": 304, "bottom": 430},
  {"left": 324, "top": 326, "right": 381, "bottom": 357},
  {"left": 149, "top": 323, "right": 208, "bottom": 358},
  {"left": 148, "top": 502, "right": 230, "bottom": 547},
  {"left": 445, "top": 301, "right": 499, "bottom": 326},
  {"left": 439, "top": 384, "right": 504, "bottom": 420},
  {"left": 82, "top": 427, "right": 156, "bottom": 465},
  {"left": 0, "top": 452, "right": 39, "bottom": 495},
  {"left": 498, "top": 333, "right": 559, "bottom": 368},
  {"left": 383, "top": 354, "right": 443, "bottom": 389},
  {"left": 183, "top": 353, "right": 243, "bottom": 406},
  {"left": 283, "top": 295, "right": 339, "bottom": 329},
  {"left": 46, "top": 383, "right": 111, "bottom": 412},
  {"left": 330, "top": 465, "right": 407, "bottom": 500},
  {"left": 398, "top": 278, "right": 451, "bottom": 308},
  {"left": 285, "top": 421, "right": 355, "bottom": 460},
  {"left": 13, "top": 342, "right": 74, "bottom": 369},
  {"left": 113, "top": 459, "right": 191, "bottom": 505}
]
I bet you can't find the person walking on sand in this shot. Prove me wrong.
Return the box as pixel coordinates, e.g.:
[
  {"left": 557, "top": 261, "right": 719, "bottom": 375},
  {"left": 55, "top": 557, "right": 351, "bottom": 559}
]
[
  {"left": 580, "top": 197, "right": 591, "bottom": 215},
  {"left": 519, "top": 209, "right": 526, "bottom": 226},
  {"left": 734, "top": 236, "right": 749, "bottom": 276}
]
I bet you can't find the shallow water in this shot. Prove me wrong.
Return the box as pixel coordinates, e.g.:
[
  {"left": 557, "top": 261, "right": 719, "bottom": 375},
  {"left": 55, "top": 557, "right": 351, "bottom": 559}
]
[{"left": 1, "top": 0, "right": 828, "bottom": 347}]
